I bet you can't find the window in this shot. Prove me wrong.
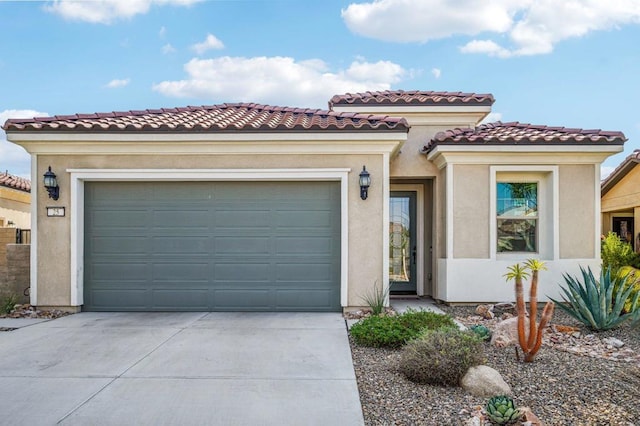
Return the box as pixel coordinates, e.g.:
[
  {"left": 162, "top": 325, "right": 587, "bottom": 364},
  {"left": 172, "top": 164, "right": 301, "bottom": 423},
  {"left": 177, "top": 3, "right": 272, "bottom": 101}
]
[{"left": 497, "top": 182, "right": 538, "bottom": 252}]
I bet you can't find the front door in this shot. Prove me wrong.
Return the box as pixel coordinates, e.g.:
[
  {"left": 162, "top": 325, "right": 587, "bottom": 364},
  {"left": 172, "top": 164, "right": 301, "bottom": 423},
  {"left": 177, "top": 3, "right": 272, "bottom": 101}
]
[{"left": 389, "top": 192, "right": 417, "bottom": 294}]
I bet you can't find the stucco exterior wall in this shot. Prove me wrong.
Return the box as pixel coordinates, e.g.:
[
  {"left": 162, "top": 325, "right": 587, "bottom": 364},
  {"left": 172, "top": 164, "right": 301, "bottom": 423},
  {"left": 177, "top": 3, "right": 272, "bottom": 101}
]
[
  {"left": 35, "top": 152, "right": 388, "bottom": 309},
  {"left": 0, "top": 187, "right": 31, "bottom": 229},
  {"left": 559, "top": 164, "right": 596, "bottom": 259},
  {"left": 602, "top": 164, "right": 640, "bottom": 213},
  {"left": 452, "top": 164, "right": 490, "bottom": 259}
]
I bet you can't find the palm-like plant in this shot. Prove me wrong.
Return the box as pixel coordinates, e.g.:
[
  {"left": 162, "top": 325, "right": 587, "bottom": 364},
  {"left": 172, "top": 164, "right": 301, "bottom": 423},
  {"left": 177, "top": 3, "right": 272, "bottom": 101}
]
[{"left": 504, "top": 260, "right": 554, "bottom": 362}]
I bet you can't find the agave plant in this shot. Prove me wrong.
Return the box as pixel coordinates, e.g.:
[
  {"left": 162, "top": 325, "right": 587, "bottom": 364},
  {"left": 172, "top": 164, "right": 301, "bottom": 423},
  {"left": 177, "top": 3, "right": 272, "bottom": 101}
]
[
  {"left": 485, "top": 395, "right": 522, "bottom": 425},
  {"left": 469, "top": 324, "right": 492, "bottom": 341},
  {"left": 550, "top": 266, "right": 640, "bottom": 331}
]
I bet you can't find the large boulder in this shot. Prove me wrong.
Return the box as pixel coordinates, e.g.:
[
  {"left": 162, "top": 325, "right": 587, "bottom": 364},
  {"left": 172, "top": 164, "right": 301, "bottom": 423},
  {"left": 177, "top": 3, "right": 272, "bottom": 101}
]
[
  {"left": 491, "top": 316, "right": 529, "bottom": 348},
  {"left": 460, "top": 365, "right": 512, "bottom": 397}
]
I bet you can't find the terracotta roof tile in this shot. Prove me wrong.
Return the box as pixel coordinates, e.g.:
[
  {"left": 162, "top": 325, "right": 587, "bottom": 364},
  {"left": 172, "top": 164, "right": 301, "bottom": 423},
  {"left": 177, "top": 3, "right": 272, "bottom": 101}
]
[
  {"left": 601, "top": 149, "right": 640, "bottom": 195},
  {"left": 424, "top": 121, "right": 626, "bottom": 152},
  {"left": 0, "top": 171, "right": 30, "bottom": 193},
  {"left": 2, "top": 103, "right": 409, "bottom": 133},
  {"left": 329, "top": 90, "right": 495, "bottom": 107}
]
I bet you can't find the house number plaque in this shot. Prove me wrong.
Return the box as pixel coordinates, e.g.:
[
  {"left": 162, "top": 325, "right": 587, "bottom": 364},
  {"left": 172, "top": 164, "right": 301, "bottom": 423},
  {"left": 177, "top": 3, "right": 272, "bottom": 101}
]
[{"left": 46, "top": 207, "right": 65, "bottom": 217}]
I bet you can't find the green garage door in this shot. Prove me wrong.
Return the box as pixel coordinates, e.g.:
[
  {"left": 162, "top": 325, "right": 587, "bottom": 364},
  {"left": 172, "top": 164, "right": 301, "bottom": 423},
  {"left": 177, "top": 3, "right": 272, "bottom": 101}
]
[{"left": 83, "top": 181, "right": 341, "bottom": 312}]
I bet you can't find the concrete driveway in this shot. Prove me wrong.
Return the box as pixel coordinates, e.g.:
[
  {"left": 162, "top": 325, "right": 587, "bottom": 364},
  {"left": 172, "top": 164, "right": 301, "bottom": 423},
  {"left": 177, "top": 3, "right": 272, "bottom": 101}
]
[{"left": 0, "top": 312, "right": 364, "bottom": 425}]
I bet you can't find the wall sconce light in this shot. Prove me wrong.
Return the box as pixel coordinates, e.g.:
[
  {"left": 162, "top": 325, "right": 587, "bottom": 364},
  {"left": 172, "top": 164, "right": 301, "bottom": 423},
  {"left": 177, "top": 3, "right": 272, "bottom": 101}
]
[
  {"left": 43, "top": 166, "right": 60, "bottom": 201},
  {"left": 359, "top": 165, "right": 371, "bottom": 200}
]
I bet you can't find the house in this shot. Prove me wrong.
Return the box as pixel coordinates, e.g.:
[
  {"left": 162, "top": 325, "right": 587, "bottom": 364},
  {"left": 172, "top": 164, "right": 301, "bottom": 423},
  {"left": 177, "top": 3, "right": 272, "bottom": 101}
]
[
  {"left": 0, "top": 171, "right": 31, "bottom": 229},
  {"left": 601, "top": 149, "right": 640, "bottom": 251},
  {"left": 2, "top": 90, "right": 625, "bottom": 312}
]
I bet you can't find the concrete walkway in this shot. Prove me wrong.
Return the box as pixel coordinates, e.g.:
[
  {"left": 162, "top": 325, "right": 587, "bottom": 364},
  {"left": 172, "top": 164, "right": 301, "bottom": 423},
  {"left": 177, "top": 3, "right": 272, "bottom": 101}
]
[{"left": 0, "top": 312, "right": 364, "bottom": 426}]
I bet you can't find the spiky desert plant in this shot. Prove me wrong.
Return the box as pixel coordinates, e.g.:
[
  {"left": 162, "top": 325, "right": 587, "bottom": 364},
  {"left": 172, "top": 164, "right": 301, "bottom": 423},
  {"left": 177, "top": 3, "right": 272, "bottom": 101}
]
[{"left": 504, "top": 260, "right": 555, "bottom": 362}]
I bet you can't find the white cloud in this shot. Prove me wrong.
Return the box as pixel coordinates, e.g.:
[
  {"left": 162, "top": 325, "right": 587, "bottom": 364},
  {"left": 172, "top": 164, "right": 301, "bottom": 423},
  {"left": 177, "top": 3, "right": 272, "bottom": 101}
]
[
  {"left": 152, "top": 56, "right": 407, "bottom": 108},
  {"left": 0, "top": 109, "right": 49, "bottom": 178},
  {"left": 105, "top": 78, "right": 130, "bottom": 88},
  {"left": 342, "top": 0, "right": 640, "bottom": 57},
  {"left": 191, "top": 34, "right": 225, "bottom": 55},
  {"left": 459, "top": 40, "right": 512, "bottom": 58},
  {"left": 480, "top": 112, "right": 503, "bottom": 124},
  {"left": 45, "top": 0, "right": 202, "bottom": 24},
  {"left": 159, "top": 26, "right": 167, "bottom": 38},
  {"left": 162, "top": 43, "right": 176, "bottom": 54},
  {"left": 431, "top": 68, "right": 441, "bottom": 79}
]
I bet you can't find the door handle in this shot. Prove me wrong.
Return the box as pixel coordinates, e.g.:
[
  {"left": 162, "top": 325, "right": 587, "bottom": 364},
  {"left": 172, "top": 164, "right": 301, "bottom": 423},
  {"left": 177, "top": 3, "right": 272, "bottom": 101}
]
[{"left": 412, "top": 246, "right": 417, "bottom": 264}]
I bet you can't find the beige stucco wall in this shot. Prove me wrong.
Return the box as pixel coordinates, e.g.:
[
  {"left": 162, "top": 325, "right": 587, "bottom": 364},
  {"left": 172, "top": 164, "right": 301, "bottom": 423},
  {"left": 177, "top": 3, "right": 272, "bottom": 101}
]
[
  {"left": 559, "top": 164, "right": 596, "bottom": 258},
  {"left": 452, "top": 164, "right": 490, "bottom": 259},
  {"left": 602, "top": 164, "right": 640, "bottom": 213},
  {"left": 35, "top": 152, "right": 388, "bottom": 309},
  {"left": 0, "top": 187, "right": 31, "bottom": 229}
]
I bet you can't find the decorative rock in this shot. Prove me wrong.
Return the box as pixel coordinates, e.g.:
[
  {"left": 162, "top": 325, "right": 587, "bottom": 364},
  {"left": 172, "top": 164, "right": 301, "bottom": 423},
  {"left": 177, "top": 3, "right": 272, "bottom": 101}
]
[
  {"left": 491, "top": 317, "right": 529, "bottom": 348},
  {"left": 475, "top": 304, "right": 495, "bottom": 319},
  {"left": 603, "top": 337, "right": 625, "bottom": 348},
  {"left": 461, "top": 365, "right": 512, "bottom": 397},
  {"left": 520, "top": 406, "right": 545, "bottom": 425}
]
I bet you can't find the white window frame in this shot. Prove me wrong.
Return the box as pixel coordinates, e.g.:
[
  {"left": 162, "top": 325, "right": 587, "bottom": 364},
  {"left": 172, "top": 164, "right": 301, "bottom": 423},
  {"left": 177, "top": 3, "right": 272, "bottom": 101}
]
[
  {"left": 490, "top": 166, "right": 559, "bottom": 261},
  {"left": 496, "top": 181, "right": 539, "bottom": 254}
]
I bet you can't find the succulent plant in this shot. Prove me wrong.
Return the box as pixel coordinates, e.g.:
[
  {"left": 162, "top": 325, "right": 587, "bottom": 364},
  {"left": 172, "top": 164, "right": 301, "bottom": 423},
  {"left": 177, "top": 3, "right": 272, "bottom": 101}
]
[
  {"left": 486, "top": 395, "right": 522, "bottom": 425},
  {"left": 469, "top": 324, "right": 492, "bottom": 341}
]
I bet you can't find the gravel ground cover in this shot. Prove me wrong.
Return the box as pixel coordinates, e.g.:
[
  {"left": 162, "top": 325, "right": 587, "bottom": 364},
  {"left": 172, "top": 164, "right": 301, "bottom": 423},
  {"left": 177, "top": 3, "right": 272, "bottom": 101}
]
[{"left": 350, "top": 306, "right": 640, "bottom": 425}]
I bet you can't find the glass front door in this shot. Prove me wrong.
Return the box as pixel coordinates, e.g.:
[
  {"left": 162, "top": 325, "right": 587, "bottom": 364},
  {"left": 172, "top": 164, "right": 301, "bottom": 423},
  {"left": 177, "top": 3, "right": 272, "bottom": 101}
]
[{"left": 389, "top": 192, "right": 417, "bottom": 293}]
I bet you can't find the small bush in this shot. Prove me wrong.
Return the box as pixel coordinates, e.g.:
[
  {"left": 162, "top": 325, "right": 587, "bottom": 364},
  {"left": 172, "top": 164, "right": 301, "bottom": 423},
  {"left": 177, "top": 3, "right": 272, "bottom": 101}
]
[
  {"left": 601, "top": 232, "right": 639, "bottom": 273},
  {"left": 399, "top": 328, "right": 485, "bottom": 386},
  {"left": 617, "top": 266, "right": 640, "bottom": 313},
  {"left": 349, "top": 309, "right": 456, "bottom": 348}
]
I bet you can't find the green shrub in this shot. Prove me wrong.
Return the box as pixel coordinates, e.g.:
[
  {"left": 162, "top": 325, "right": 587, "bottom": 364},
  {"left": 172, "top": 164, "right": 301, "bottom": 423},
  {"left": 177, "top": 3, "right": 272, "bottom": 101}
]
[
  {"left": 349, "top": 309, "right": 456, "bottom": 348},
  {"left": 601, "top": 232, "right": 639, "bottom": 273},
  {"left": 550, "top": 266, "right": 640, "bottom": 330},
  {"left": 398, "top": 328, "right": 485, "bottom": 385},
  {"left": 1, "top": 295, "right": 18, "bottom": 315},
  {"left": 616, "top": 266, "right": 640, "bottom": 313}
]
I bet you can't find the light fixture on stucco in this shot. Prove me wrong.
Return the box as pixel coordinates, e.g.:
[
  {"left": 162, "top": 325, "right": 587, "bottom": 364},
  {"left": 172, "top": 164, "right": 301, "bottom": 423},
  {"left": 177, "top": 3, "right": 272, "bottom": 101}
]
[
  {"left": 43, "top": 166, "right": 59, "bottom": 200},
  {"left": 359, "top": 165, "right": 371, "bottom": 200}
]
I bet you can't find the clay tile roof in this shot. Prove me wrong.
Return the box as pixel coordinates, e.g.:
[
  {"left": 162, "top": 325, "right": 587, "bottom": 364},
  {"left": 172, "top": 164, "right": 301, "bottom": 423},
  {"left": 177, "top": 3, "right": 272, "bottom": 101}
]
[
  {"left": 2, "top": 103, "right": 408, "bottom": 133},
  {"left": 424, "top": 121, "right": 627, "bottom": 152},
  {"left": 601, "top": 149, "right": 640, "bottom": 195},
  {"left": 329, "top": 90, "right": 495, "bottom": 108},
  {"left": 0, "top": 171, "right": 30, "bottom": 193}
]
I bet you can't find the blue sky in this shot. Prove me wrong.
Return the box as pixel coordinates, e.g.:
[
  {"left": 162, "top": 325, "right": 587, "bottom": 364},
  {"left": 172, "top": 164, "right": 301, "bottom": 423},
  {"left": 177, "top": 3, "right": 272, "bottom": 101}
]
[{"left": 2, "top": 0, "right": 640, "bottom": 179}]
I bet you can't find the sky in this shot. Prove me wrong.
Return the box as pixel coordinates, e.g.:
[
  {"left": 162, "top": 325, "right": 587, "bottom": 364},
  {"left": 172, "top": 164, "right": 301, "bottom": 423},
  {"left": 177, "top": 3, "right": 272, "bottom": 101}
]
[{"left": 1, "top": 0, "right": 640, "bottom": 180}]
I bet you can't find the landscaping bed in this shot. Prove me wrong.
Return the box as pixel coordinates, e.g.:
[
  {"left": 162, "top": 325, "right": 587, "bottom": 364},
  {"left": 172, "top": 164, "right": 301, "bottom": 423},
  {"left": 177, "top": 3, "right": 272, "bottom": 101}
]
[{"left": 350, "top": 306, "right": 640, "bottom": 425}]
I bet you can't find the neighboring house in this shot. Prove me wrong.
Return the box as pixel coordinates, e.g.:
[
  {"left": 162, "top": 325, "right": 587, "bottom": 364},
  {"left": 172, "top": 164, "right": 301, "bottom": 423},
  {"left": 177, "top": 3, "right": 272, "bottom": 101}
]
[
  {"left": 0, "top": 171, "right": 31, "bottom": 229},
  {"left": 2, "top": 90, "right": 625, "bottom": 312},
  {"left": 601, "top": 149, "right": 640, "bottom": 251}
]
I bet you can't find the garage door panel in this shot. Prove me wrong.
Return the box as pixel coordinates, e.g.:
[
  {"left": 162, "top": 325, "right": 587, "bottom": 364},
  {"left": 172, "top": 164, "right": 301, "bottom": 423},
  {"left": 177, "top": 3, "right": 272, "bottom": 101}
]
[
  {"left": 212, "top": 290, "right": 273, "bottom": 310},
  {"left": 152, "top": 263, "right": 210, "bottom": 281},
  {"left": 151, "top": 237, "right": 210, "bottom": 254},
  {"left": 153, "top": 290, "right": 209, "bottom": 310},
  {"left": 275, "top": 237, "right": 333, "bottom": 254},
  {"left": 92, "top": 210, "right": 149, "bottom": 228},
  {"left": 91, "top": 263, "right": 149, "bottom": 280},
  {"left": 84, "top": 181, "right": 340, "bottom": 311},
  {"left": 214, "top": 237, "right": 270, "bottom": 254},
  {"left": 91, "top": 237, "right": 148, "bottom": 254},
  {"left": 215, "top": 263, "right": 270, "bottom": 281},
  {"left": 276, "top": 263, "right": 333, "bottom": 281}
]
